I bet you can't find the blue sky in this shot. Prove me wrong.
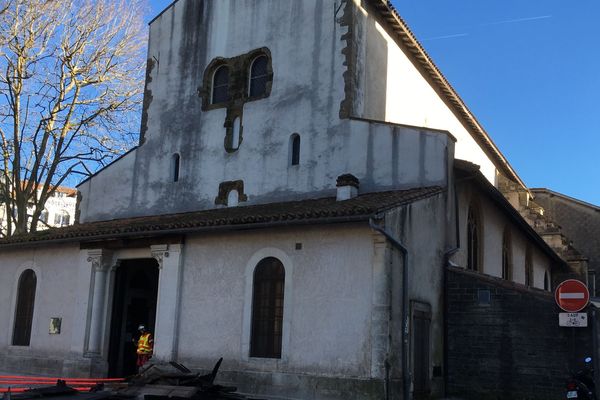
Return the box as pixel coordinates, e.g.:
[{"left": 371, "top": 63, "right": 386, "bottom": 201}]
[{"left": 147, "top": 1, "right": 600, "bottom": 206}]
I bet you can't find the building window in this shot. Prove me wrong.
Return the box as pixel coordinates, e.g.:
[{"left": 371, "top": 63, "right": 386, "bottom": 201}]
[
  {"left": 54, "top": 210, "right": 70, "bottom": 227},
  {"left": 250, "top": 257, "right": 285, "bottom": 358},
  {"left": 231, "top": 117, "right": 241, "bottom": 150},
  {"left": 248, "top": 55, "right": 269, "bottom": 98},
  {"left": 544, "top": 270, "right": 551, "bottom": 291},
  {"left": 588, "top": 271, "right": 595, "bottom": 297},
  {"left": 172, "top": 154, "right": 180, "bottom": 182},
  {"left": 525, "top": 247, "right": 533, "bottom": 287},
  {"left": 501, "top": 227, "right": 512, "bottom": 280},
  {"left": 211, "top": 65, "right": 230, "bottom": 104},
  {"left": 290, "top": 134, "right": 300, "bottom": 166},
  {"left": 39, "top": 209, "right": 49, "bottom": 224},
  {"left": 12, "top": 269, "right": 37, "bottom": 346},
  {"left": 467, "top": 204, "right": 481, "bottom": 272}
]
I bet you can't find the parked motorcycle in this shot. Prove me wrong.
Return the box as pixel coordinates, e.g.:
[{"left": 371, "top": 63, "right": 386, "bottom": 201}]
[{"left": 566, "top": 356, "right": 596, "bottom": 399}]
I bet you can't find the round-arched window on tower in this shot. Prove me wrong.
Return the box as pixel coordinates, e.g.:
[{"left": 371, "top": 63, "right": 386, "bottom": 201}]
[
  {"left": 248, "top": 55, "right": 269, "bottom": 97},
  {"left": 212, "top": 65, "right": 230, "bottom": 104}
]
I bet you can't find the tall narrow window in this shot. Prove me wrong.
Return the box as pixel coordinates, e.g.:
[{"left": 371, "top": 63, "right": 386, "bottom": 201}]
[
  {"left": 501, "top": 227, "right": 512, "bottom": 280},
  {"left": 231, "top": 117, "right": 241, "bottom": 150},
  {"left": 544, "top": 270, "right": 550, "bottom": 291},
  {"left": 212, "top": 65, "right": 230, "bottom": 104},
  {"left": 290, "top": 134, "right": 300, "bottom": 166},
  {"left": 467, "top": 204, "right": 480, "bottom": 272},
  {"left": 249, "top": 55, "right": 268, "bottom": 97},
  {"left": 54, "top": 210, "right": 70, "bottom": 227},
  {"left": 172, "top": 154, "right": 180, "bottom": 182},
  {"left": 12, "top": 269, "right": 37, "bottom": 346},
  {"left": 250, "top": 257, "right": 285, "bottom": 358},
  {"left": 525, "top": 247, "right": 533, "bottom": 287}
]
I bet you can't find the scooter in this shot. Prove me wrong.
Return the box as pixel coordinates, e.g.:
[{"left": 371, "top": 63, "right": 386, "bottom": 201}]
[{"left": 566, "top": 356, "right": 596, "bottom": 399}]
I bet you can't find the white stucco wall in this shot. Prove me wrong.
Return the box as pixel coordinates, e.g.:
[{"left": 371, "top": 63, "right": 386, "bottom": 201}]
[
  {"left": 176, "top": 224, "right": 375, "bottom": 377},
  {"left": 456, "top": 182, "right": 554, "bottom": 290},
  {"left": 77, "top": 0, "right": 453, "bottom": 223},
  {"left": 383, "top": 192, "right": 448, "bottom": 396},
  {"left": 78, "top": 116, "right": 452, "bottom": 222},
  {"left": 351, "top": 0, "right": 498, "bottom": 184},
  {"left": 0, "top": 244, "right": 82, "bottom": 366}
]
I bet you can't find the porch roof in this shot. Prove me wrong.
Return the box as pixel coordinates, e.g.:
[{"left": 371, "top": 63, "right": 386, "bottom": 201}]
[{"left": 0, "top": 186, "right": 443, "bottom": 249}]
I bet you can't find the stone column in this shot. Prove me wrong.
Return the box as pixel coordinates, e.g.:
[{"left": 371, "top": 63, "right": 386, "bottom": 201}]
[
  {"left": 86, "top": 249, "right": 112, "bottom": 356},
  {"left": 151, "top": 244, "right": 184, "bottom": 361}
]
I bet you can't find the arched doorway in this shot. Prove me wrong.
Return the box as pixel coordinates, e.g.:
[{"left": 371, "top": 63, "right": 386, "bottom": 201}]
[{"left": 107, "top": 258, "right": 159, "bottom": 377}]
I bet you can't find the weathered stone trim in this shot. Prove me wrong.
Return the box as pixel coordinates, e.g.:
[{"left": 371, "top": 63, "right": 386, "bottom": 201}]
[
  {"left": 198, "top": 47, "right": 273, "bottom": 152},
  {"left": 198, "top": 47, "right": 273, "bottom": 111},
  {"left": 139, "top": 58, "right": 156, "bottom": 146},
  {"left": 214, "top": 180, "right": 248, "bottom": 206},
  {"left": 336, "top": 173, "right": 360, "bottom": 188},
  {"left": 338, "top": 0, "right": 355, "bottom": 119}
]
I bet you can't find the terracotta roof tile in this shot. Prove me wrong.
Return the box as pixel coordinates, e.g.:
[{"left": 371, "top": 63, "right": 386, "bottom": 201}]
[{"left": 0, "top": 187, "right": 443, "bottom": 248}]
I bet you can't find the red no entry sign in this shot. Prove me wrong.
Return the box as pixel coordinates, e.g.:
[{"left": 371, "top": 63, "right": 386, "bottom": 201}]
[{"left": 555, "top": 279, "right": 590, "bottom": 312}]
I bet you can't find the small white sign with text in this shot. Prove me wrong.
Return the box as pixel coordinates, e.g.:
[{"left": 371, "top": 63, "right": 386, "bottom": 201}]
[{"left": 559, "top": 312, "right": 588, "bottom": 327}]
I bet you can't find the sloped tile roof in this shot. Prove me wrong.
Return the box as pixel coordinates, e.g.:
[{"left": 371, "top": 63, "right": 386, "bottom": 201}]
[{"left": 0, "top": 187, "right": 443, "bottom": 248}]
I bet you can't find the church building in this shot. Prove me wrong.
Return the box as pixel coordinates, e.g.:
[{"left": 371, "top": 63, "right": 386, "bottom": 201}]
[{"left": 0, "top": 1, "right": 582, "bottom": 399}]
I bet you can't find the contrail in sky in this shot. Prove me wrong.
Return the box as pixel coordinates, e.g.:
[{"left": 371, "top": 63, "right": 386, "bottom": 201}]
[
  {"left": 422, "top": 33, "right": 469, "bottom": 41},
  {"left": 482, "top": 15, "right": 552, "bottom": 26},
  {"left": 421, "top": 15, "right": 551, "bottom": 41}
]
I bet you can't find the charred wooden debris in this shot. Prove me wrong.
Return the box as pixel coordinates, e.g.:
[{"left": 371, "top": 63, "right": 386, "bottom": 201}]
[{"left": 1, "top": 359, "right": 265, "bottom": 400}]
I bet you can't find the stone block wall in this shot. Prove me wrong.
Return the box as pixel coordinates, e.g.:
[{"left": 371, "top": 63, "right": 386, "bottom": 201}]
[
  {"left": 533, "top": 190, "right": 600, "bottom": 295},
  {"left": 447, "top": 267, "right": 595, "bottom": 400}
]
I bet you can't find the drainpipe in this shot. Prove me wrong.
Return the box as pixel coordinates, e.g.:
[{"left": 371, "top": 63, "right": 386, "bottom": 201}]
[
  {"left": 369, "top": 218, "right": 410, "bottom": 400},
  {"left": 443, "top": 181, "right": 461, "bottom": 397}
]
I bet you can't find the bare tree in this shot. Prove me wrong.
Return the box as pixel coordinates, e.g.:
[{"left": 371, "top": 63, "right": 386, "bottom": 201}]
[{"left": 0, "top": 0, "right": 147, "bottom": 236}]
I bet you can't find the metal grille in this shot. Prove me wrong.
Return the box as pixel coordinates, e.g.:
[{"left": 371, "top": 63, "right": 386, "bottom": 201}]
[
  {"left": 12, "top": 269, "right": 37, "bottom": 346},
  {"left": 250, "top": 257, "right": 285, "bottom": 358}
]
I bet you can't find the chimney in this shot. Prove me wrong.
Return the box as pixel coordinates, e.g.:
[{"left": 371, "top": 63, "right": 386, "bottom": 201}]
[{"left": 336, "top": 173, "right": 359, "bottom": 201}]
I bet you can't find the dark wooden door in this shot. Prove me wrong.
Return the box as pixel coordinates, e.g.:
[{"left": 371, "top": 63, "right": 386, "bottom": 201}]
[{"left": 413, "top": 309, "right": 431, "bottom": 399}]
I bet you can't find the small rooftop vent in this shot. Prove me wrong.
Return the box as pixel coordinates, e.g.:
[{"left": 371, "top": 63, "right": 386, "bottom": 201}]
[{"left": 336, "top": 173, "right": 359, "bottom": 201}]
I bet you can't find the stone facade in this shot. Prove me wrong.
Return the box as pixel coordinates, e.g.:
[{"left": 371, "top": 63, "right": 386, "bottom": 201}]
[{"left": 532, "top": 189, "right": 600, "bottom": 296}]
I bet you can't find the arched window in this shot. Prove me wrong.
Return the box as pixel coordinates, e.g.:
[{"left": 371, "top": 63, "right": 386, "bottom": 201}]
[
  {"left": 525, "top": 247, "right": 533, "bottom": 287},
  {"left": 289, "top": 134, "right": 300, "bottom": 166},
  {"left": 54, "top": 210, "right": 70, "bottom": 227},
  {"left": 250, "top": 257, "right": 285, "bottom": 358},
  {"left": 467, "top": 204, "right": 481, "bottom": 272},
  {"left": 501, "top": 227, "right": 512, "bottom": 280},
  {"left": 212, "top": 65, "right": 230, "bottom": 104},
  {"left": 12, "top": 269, "right": 37, "bottom": 346},
  {"left": 248, "top": 55, "right": 269, "bottom": 97},
  {"left": 172, "top": 153, "right": 180, "bottom": 182}
]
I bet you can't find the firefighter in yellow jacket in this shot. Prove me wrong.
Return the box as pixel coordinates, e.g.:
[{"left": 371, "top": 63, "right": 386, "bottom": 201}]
[{"left": 135, "top": 324, "right": 153, "bottom": 370}]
